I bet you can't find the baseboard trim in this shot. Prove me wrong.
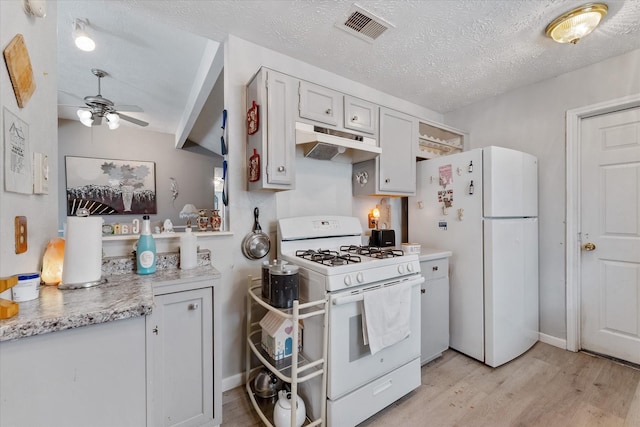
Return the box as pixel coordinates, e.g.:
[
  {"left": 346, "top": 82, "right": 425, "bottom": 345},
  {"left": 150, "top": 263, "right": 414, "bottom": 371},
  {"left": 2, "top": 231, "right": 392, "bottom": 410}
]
[
  {"left": 222, "top": 372, "right": 245, "bottom": 392},
  {"left": 539, "top": 333, "right": 567, "bottom": 350}
]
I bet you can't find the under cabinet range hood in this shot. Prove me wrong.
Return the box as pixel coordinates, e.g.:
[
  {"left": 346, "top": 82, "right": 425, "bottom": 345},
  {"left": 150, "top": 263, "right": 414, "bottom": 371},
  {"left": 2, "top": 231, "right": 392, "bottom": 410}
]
[{"left": 295, "top": 122, "right": 381, "bottom": 163}]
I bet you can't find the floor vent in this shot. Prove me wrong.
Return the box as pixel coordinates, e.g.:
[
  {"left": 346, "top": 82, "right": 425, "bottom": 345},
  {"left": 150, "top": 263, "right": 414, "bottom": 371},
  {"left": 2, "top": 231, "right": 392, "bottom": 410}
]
[{"left": 336, "top": 4, "right": 394, "bottom": 42}]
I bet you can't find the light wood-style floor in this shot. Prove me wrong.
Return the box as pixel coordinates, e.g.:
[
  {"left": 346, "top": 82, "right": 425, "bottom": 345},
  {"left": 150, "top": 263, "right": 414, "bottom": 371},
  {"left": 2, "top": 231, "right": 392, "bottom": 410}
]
[{"left": 222, "top": 342, "right": 640, "bottom": 426}]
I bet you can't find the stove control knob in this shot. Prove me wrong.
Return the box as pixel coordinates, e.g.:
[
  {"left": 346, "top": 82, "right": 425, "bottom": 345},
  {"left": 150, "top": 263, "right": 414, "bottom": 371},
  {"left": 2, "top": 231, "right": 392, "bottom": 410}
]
[
  {"left": 397, "top": 264, "right": 405, "bottom": 274},
  {"left": 407, "top": 263, "right": 414, "bottom": 272},
  {"left": 344, "top": 275, "right": 352, "bottom": 286},
  {"left": 356, "top": 272, "right": 364, "bottom": 283}
]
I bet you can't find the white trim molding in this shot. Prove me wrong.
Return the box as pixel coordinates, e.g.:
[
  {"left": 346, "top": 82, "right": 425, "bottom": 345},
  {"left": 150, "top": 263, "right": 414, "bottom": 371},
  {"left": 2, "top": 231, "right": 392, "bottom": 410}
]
[
  {"left": 539, "top": 333, "right": 567, "bottom": 350},
  {"left": 565, "top": 93, "right": 640, "bottom": 353}
]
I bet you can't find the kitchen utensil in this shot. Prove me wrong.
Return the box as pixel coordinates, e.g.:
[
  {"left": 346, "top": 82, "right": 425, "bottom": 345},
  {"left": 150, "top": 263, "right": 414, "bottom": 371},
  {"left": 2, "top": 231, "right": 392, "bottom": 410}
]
[
  {"left": 241, "top": 207, "right": 270, "bottom": 259},
  {"left": 273, "top": 390, "right": 306, "bottom": 427},
  {"left": 3, "top": 34, "right": 36, "bottom": 107},
  {"left": 253, "top": 367, "right": 283, "bottom": 399},
  {"left": 269, "top": 262, "right": 299, "bottom": 308}
]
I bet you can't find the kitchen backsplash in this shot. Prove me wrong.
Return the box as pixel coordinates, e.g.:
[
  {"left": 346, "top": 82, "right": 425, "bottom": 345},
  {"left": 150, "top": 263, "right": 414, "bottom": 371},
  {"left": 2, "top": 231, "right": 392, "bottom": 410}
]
[{"left": 102, "top": 250, "right": 211, "bottom": 275}]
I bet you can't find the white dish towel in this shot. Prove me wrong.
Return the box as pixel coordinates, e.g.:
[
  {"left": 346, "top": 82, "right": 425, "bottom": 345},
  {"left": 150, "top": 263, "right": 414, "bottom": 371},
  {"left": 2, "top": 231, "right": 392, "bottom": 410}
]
[{"left": 362, "top": 284, "right": 412, "bottom": 355}]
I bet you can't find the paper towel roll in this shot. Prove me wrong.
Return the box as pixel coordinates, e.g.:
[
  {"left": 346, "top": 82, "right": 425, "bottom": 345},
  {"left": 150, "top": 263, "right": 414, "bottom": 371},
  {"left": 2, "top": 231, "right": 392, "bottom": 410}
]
[{"left": 62, "top": 216, "right": 103, "bottom": 287}]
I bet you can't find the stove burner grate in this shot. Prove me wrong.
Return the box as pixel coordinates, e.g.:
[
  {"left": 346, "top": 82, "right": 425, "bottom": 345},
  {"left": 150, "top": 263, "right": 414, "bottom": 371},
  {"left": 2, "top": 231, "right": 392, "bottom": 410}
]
[
  {"left": 340, "top": 245, "right": 404, "bottom": 259},
  {"left": 296, "top": 249, "right": 361, "bottom": 266}
]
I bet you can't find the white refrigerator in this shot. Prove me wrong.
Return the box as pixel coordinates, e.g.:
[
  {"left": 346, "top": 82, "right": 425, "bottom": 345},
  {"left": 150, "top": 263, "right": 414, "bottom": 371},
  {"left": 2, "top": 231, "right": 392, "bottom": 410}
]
[{"left": 409, "top": 146, "right": 539, "bottom": 367}]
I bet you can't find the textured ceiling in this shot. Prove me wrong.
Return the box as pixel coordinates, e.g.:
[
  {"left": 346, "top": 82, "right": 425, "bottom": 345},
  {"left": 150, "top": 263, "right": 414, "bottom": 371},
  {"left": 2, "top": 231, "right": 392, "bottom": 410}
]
[{"left": 57, "top": 0, "right": 640, "bottom": 135}]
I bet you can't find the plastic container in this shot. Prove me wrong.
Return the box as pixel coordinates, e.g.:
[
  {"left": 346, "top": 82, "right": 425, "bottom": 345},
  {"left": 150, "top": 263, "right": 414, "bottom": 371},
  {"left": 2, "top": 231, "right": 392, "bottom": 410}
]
[
  {"left": 180, "top": 228, "right": 198, "bottom": 270},
  {"left": 12, "top": 273, "right": 40, "bottom": 302},
  {"left": 136, "top": 215, "right": 157, "bottom": 275}
]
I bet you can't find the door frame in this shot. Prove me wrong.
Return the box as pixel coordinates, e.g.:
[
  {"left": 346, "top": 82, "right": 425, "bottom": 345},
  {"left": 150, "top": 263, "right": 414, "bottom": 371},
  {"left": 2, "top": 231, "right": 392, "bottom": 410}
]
[{"left": 565, "top": 93, "right": 640, "bottom": 352}]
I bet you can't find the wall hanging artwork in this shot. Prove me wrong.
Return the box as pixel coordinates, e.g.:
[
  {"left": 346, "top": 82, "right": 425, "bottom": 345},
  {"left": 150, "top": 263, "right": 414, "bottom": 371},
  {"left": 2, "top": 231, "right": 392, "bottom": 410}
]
[
  {"left": 3, "top": 108, "right": 31, "bottom": 194},
  {"left": 65, "top": 156, "right": 157, "bottom": 215}
]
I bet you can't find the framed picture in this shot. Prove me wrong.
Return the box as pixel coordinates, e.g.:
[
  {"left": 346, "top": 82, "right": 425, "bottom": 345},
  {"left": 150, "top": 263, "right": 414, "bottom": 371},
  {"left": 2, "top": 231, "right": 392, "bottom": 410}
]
[{"left": 65, "top": 156, "right": 157, "bottom": 216}]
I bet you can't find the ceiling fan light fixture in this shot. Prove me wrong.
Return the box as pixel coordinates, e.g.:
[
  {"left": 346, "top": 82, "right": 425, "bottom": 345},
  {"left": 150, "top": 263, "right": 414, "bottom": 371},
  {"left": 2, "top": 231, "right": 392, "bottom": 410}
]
[
  {"left": 77, "top": 109, "right": 93, "bottom": 127},
  {"left": 546, "top": 3, "right": 608, "bottom": 44},
  {"left": 73, "top": 18, "right": 95, "bottom": 52},
  {"left": 106, "top": 112, "right": 120, "bottom": 130}
]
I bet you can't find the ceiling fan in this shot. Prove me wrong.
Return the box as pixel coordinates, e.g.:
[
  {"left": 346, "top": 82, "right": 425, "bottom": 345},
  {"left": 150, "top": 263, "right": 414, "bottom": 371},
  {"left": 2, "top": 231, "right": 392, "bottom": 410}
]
[{"left": 64, "top": 68, "right": 149, "bottom": 129}]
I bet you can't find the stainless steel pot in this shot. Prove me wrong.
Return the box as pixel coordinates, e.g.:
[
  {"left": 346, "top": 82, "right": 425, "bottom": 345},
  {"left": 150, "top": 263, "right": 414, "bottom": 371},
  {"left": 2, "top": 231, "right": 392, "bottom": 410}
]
[{"left": 242, "top": 207, "right": 270, "bottom": 260}]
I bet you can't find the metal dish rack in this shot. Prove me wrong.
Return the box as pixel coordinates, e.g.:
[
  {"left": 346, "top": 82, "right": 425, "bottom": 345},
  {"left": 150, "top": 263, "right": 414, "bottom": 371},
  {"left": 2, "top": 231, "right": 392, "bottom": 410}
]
[{"left": 245, "top": 276, "right": 328, "bottom": 426}]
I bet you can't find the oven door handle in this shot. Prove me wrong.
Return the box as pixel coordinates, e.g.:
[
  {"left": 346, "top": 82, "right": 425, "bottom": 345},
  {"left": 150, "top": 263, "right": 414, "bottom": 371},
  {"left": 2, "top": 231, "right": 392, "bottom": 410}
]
[{"left": 332, "top": 275, "right": 424, "bottom": 306}]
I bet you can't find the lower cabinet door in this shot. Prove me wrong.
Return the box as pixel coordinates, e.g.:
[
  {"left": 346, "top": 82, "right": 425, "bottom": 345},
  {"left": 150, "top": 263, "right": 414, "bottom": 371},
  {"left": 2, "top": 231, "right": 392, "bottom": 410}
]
[
  {"left": 147, "top": 287, "right": 214, "bottom": 427},
  {"left": 420, "top": 275, "right": 450, "bottom": 365}
]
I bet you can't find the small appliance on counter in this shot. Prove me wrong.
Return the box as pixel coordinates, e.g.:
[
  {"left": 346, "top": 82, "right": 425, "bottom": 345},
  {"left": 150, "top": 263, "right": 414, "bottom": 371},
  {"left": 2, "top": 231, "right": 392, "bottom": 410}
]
[{"left": 370, "top": 229, "right": 395, "bottom": 247}]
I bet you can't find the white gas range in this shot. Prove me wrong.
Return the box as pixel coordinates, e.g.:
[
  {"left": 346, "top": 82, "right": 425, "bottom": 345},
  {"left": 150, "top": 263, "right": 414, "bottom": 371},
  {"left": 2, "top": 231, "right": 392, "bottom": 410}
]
[{"left": 277, "top": 216, "right": 424, "bottom": 427}]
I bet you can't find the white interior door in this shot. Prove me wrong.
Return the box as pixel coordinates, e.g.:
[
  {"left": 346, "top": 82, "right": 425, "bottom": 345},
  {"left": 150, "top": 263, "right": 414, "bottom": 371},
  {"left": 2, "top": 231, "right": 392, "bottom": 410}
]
[{"left": 580, "top": 106, "right": 640, "bottom": 364}]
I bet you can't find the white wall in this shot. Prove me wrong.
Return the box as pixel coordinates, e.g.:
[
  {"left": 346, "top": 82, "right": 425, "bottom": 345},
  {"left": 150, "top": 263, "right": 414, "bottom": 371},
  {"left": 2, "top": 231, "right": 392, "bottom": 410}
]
[
  {"left": 444, "top": 48, "right": 640, "bottom": 341},
  {"left": 0, "top": 1, "right": 58, "bottom": 276},
  {"left": 57, "top": 119, "right": 218, "bottom": 230}
]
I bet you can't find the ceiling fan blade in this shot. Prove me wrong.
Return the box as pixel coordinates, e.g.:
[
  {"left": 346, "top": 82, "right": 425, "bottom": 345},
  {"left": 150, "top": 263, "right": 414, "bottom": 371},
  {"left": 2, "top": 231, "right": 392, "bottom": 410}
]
[
  {"left": 93, "top": 115, "right": 103, "bottom": 125},
  {"left": 114, "top": 105, "right": 143, "bottom": 112},
  {"left": 118, "top": 113, "right": 149, "bottom": 127}
]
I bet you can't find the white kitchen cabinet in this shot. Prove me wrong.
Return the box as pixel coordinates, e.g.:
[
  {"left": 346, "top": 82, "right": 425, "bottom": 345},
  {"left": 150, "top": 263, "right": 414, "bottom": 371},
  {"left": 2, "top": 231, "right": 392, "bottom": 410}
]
[
  {"left": 0, "top": 317, "right": 147, "bottom": 427},
  {"left": 420, "top": 256, "right": 450, "bottom": 365},
  {"left": 298, "top": 81, "right": 378, "bottom": 137},
  {"left": 247, "top": 67, "right": 297, "bottom": 191},
  {"left": 245, "top": 277, "right": 327, "bottom": 426},
  {"left": 299, "top": 81, "right": 342, "bottom": 127},
  {"left": 353, "top": 107, "right": 417, "bottom": 196},
  {"left": 344, "top": 95, "right": 378, "bottom": 135},
  {"left": 147, "top": 279, "right": 220, "bottom": 427}
]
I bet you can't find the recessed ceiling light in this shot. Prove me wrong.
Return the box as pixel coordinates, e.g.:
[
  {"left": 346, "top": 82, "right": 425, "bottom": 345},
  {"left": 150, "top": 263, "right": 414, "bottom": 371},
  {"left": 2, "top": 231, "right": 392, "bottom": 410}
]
[{"left": 545, "top": 3, "right": 608, "bottom": 44}]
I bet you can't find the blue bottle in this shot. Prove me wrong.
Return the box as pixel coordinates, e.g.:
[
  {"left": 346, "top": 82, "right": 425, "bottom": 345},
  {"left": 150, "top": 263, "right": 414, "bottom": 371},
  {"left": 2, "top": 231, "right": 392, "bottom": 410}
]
[{"left": 136, "top": 215, "right": 156, "bottom": 275}]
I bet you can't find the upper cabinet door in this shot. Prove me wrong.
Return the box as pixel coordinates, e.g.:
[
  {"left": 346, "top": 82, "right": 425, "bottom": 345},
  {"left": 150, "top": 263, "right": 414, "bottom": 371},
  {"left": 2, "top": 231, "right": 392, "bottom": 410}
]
[
  {"left": 379, "top": 107, "right": 417, "bottom": 194},
  {"left": 266, "top": 70, "right": 296, "bottom": 186},
  {"left": 344, "top": 96, "right": 378, "bottom": 135},
  {"left": 298, "top": 81, "right": 342, "bottom": 127}
]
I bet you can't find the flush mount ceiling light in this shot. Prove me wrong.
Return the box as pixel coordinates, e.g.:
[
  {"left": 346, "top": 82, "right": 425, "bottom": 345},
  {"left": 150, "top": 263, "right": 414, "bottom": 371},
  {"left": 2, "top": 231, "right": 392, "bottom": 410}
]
[
  {"left": 73, "top": 18, "right": 95, "bottom": 51},
  {"left": 545, "top": 3, "right": 608, "bottom": 44}
]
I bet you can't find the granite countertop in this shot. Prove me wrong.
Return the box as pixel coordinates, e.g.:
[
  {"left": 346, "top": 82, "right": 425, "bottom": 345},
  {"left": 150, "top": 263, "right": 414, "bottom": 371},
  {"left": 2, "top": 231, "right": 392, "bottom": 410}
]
[{"left": 0, "top": 259, "right": 220, "bottom": 342}]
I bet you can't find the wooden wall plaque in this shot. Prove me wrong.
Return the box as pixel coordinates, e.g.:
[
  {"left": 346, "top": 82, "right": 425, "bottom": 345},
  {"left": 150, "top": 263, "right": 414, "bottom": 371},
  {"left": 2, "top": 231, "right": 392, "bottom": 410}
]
[{"left": 3, "top": 34, "right": 36, "bottom": 108}]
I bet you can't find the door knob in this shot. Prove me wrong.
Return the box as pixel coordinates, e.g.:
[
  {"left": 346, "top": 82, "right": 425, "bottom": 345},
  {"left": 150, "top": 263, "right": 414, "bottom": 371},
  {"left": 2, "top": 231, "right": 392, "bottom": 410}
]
[{"left": 583, "top": 242, "right": 596, "bottom": 251}]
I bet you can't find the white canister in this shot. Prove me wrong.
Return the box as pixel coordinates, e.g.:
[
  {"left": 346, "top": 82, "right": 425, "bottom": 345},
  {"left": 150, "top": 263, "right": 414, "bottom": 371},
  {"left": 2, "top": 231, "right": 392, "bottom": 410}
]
[
  {"left": 179, "top": 228, "right": 198, "bottom": 269},
  {"left": 12, "top": 273, "right": 40, "bottom": 302}
]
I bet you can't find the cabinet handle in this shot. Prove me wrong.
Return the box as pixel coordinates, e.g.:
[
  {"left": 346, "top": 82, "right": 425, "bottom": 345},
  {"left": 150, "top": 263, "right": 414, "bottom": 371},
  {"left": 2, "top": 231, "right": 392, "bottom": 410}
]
[
  {"left": 421, "top": 289, "right": 426, "bottom": 294},
  {"left": 325, "top": 108, "right": 332, "bottom": 115},
  {"left": 352, "top": 115, "right": 358, "bottom": 122},
  {"left": 188, "top": 303, "right": 199, "bottom": 310},
  {"left": 277, "top": 166, "right": 286, "bottom": 172},
  {"left": 385, "top": 178, "right": 390, "bottom": 183},
  {"left": 152, "top": 326, "right": 158, "bottom": 335},
  {"left": 432, "top": 266, "right": 438, "bottom": 271}
]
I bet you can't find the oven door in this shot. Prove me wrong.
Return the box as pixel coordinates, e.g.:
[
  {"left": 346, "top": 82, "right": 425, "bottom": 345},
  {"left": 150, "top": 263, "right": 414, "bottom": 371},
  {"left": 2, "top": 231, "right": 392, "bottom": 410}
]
[{"left": 327, "top": 274, "right": 423, "bottom": 399}]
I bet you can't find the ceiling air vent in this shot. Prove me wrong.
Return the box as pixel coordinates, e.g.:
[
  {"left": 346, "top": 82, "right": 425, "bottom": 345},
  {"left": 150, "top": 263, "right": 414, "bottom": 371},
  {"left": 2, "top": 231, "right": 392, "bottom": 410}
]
[{"left": 336, "top": 4, "right": 394, "bottom": 43}]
